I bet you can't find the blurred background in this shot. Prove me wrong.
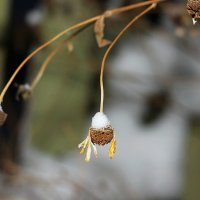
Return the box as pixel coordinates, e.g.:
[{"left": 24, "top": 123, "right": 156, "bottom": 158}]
[{"left": 0, "top": 0, "right": 200, "bottom": 200}]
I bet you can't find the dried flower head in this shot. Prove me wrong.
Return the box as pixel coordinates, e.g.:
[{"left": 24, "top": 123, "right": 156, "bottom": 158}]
[
  {"left": 16, "top": 84, "right": 32, "bottom": 101},
  {"left": 78, "top": 112, "right": 116, "bottom": 161},
  {"left": 187, "top": 0, "right": 200, "bottom": 24},
  {"left": 90, "top": 126, "right": 114, "bottom": 145},
  {"left": 0, "top": 105, "right": 7, "bottom": 126}
]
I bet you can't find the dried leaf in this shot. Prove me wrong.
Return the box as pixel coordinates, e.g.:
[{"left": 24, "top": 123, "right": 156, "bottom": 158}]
[
  {"left": 78, "top": 136, "right": 89, "bottom": 154},
  {"left": 94, "top": 15, "right": 111, "bottom": 48}
]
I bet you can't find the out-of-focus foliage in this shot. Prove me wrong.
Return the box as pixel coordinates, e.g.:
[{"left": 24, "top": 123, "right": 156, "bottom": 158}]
[{"left": 184, "top": 125, "right": 200, "bottom": 200}]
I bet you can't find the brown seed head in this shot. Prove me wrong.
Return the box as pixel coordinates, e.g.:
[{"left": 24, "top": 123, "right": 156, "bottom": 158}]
[
  {"left": 90, "top": 125, "right": 114, "bottom": 145},
  {"left": 0, "top": 110, "right": 7, "bottom": 126},
  {"left": 16, "top": 84, "right": 32, "bottom": 101},
  {"left": 187, "top": 0, "right": 200, "bottom": 19}
]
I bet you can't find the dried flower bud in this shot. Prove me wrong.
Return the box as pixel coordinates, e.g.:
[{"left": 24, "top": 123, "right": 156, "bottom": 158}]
[
  {"left": 16, "top": 84, "right": 32, "bottom": 101},
  {"left": 0, "top": 106, "right": 7, "bottom": 126},
  {"left": 187, "top": 0, "right": 200, "bottom": 24},
  {"left": 90, "top": 125, "right": 114, "bottom": 145}
]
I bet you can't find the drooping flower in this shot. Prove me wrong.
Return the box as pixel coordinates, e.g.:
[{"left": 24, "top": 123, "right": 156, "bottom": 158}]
[{"left": 78, "top": 112, "right": 116, "bottom": 161}]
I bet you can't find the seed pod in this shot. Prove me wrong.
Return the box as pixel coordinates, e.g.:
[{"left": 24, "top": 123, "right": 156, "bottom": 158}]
[
  {"left": 0, "top": 110, "right": 7, "bottom": 126},
  {"left": 187, "top": 0, "right": 200, "bottom": 19},
  {"left": 16, "top": 84, "right": 32, "bottom": 101},
  {"left": 90, "top": 125, "right": 114, "bottom": 145}
]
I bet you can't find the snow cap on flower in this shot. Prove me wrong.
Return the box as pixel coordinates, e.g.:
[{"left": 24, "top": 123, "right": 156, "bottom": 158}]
[{"left": 91, "top": 112, "right": 110, "bottom": 129}]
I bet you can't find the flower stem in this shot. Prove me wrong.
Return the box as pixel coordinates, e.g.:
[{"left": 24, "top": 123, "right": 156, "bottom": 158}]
[
  {"left": 99, "top": 3, "right": 157, "bottom": 112},
  {"left": 111, "top": 0, "right": 161, "bottom": 14}
]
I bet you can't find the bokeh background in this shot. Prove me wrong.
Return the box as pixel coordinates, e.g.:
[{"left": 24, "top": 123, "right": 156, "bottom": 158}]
[{"left": 0, "top": 0, "right": 200, "bottom": 200}]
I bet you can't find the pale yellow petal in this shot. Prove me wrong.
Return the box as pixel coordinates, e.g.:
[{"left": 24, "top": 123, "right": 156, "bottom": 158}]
[
  {"left": 85, "top": 140, "right": 91, "bottom": 162},
  {"left": 91, "top": 143, "right": 98, "bottom": 158},
  {"left": 80, "top": 146, "right": 85, "bottom": 154},
  {"left": 109, "top": 138, "right": 116, "bottom": 159},
  {"left": 78, "top": 138, "right": 86, "bottom": 149},
  {"left": 78, "top": 136, "right": 89, "bottom": 154}
]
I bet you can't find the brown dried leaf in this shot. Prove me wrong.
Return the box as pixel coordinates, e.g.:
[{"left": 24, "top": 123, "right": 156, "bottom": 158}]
[{"left": 94, "top": 15, "right": 111, "bottom": 48}]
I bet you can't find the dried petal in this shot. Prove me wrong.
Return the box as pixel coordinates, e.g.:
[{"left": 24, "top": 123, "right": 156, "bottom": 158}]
[
  {"left": 91, "top": 142, "right": 98, "bottom": 158},
  {"left": 78, "top": 136, "right": 89, "bottom": 154},
  {"left": 94, "top": 15, "right": 111, "bottom": 48},
  {"left": 0, "top": 109, "right": 7, "bottom": 126},
  {"left": 109, "top": 137, "right": 116, "bottom": 159},
  {"left": 85, "top": 140, "right": 92, "bottom": 162}
]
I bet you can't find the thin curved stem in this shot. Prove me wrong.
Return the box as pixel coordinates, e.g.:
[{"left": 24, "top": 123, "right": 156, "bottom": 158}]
[
  {"left": 0, "top": 0, "right": 162, "bottom": 103},
  {"left": 31, "top": 42, "right": 66, "bottom": 91},
  {"left": 31, "top": 24, "right": 91, "bottom": 91},
  {"left": 111, "top": 0, "right": 161, "bottom": 14},
  {"left": 100, "top": 3, "right": 157, "bottom": 112},
  {"left": 0, "top": 17, "right": 98, "bottom": 103}
]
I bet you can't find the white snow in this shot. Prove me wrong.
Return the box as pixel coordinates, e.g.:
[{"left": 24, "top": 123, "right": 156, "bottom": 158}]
[{"left": 91, "top": 112, "right": 111, "bottom": 129}]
